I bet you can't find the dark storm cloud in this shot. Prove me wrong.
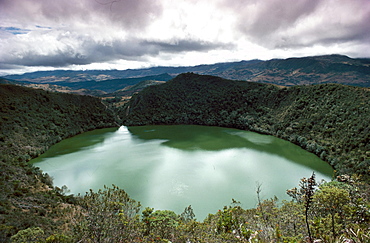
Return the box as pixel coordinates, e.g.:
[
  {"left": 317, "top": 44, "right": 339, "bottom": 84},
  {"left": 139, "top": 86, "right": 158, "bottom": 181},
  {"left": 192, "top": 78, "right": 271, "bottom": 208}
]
[
  {"left": 221, "top": 0, "right": 370, "bottom": 49},
  {"left": 3, "top": 51, "right": 91, "bottom": 67},
  {"left": 0, "top": 0, "right": 163, "bottom": 30},
  {"left": 1, "top": 36, "right": 233, "bottom": 67},
  {"left": 0, "top": 63, "right": 21, "bottom": 70},
  {"left": 140, "top": 40, "right": 234, "bottom": 54},
  {"left": 236, "top": 0, "right": 320, "bottom": 39}
]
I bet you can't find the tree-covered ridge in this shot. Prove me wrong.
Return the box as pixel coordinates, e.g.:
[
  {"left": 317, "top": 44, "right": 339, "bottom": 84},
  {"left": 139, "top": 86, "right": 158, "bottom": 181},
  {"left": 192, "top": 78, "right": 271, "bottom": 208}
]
[
  {"left": 0, "top": 84, "right": 119, "bottom": 162},
  {"left": 123, "top": 73, "right": 370, "bottom": 181},
  {"left": 0, "top": 84, "right": 119, "bottom": 240}
]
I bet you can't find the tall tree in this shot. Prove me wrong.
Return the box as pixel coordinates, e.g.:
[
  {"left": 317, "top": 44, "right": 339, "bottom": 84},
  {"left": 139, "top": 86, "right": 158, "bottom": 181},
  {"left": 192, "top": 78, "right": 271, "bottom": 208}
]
[{"left": 287, "top": 172, "right": 317, "bottom": 242}]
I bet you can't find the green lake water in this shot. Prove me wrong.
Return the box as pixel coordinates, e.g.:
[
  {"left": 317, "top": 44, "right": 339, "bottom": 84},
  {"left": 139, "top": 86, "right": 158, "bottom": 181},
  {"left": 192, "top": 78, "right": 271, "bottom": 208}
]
[{"left": 31, "top": 125, "right": 333, "bottom": 219}]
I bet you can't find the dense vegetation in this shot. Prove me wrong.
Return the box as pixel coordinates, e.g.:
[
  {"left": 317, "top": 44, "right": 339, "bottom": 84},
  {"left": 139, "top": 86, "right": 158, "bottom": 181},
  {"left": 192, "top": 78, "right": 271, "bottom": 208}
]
[
  {"left": 124, "top": 73, "right": 370, "bottom": 181},
  {"left": 5, "top": 178, "right": 370, "bottom": 242},
  {"left": 0, "top": 84, "right": 119, "bottom": 162},
  {"left": 1, "top": 76, "right": 369, "bottom": 242},
  {"left": 0, "top": 84, "right": 119, "bottom": 241}
]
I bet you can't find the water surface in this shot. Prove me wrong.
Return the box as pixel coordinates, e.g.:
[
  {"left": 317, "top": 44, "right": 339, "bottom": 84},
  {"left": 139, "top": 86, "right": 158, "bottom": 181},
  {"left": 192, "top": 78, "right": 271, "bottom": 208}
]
[{"left": 31, "top": 125, "right": 333, "bottom": 219}]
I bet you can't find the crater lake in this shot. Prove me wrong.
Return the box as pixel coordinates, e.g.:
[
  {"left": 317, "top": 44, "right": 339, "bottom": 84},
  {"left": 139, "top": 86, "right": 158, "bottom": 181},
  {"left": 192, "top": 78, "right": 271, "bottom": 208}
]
[{"left": 31, "top": 125, "right": 333, "bottom": 219}]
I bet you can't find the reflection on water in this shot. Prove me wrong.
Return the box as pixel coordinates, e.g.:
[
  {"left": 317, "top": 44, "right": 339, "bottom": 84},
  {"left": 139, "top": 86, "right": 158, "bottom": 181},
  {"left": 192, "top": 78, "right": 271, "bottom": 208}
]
[{"left": 31, "top": 125, "right": 333, "bottom": 219}]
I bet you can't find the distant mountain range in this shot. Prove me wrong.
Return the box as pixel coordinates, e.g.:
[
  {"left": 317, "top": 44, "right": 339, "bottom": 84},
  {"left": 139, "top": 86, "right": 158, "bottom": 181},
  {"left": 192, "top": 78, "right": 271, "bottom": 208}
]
[{"left": 2, "top": 55, "right": 370, "bottom": 90}]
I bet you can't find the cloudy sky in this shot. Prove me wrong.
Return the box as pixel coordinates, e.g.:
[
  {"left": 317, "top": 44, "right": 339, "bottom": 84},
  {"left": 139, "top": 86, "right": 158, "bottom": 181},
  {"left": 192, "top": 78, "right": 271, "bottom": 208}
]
[{"left": 1, "top": 0, "right": 370, "bottom": 75}]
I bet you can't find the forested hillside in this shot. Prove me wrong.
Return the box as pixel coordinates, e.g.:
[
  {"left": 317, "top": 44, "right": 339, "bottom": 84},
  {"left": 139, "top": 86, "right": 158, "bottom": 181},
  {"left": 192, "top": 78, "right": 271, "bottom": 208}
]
[
  {"left": 124, "top": 73, "right": 370, "bottom": 181},
  {"left": 0, "top": 84, "right": 119, "bottom": 162},
  {"left": 0, "top": 84, "right": 119, "bottom": 240}
]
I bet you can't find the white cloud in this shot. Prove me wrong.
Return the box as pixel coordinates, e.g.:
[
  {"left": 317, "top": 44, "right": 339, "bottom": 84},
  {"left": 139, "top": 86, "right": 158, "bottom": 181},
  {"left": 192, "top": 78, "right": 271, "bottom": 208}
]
[{"left": 0, "top": 0, "right": 369, "bottom": 75}]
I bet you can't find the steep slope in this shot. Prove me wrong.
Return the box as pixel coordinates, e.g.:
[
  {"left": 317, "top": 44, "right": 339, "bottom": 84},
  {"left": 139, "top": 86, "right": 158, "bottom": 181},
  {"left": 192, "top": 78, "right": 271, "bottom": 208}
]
[
  {"left": 0, "top": 84, "right": 119, "bottom": 161},
  {"left": 0, "top": 84, "right": 119, "bottom": 240},
  {"left": 124, "top": 73, "right": 370, "bottom": 180}
]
